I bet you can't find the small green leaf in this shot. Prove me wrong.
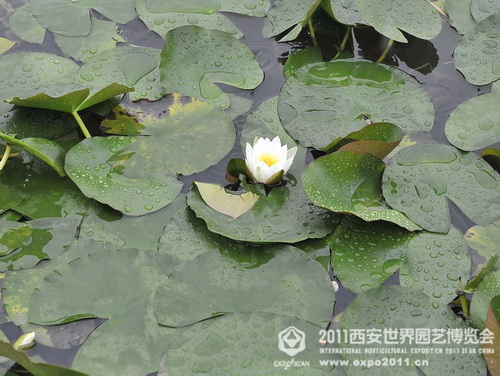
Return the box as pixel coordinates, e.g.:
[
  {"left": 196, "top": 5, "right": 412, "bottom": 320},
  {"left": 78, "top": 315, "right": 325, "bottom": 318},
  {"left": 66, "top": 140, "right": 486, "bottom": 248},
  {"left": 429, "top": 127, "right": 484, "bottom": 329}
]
[
  {"left": 9, "top": 4, "right": 46, "bottom": 44},
  {"left": 0, "top": 222, "right": 32, "bottom": 257},
  {"left": 302, "top": 151, "right": 420, "bottom": 230},
  {"left": 0, "top": 134, "right": 66, "bottom": 177},
  {"left": 462, "top": 255, "right": 499, "bottom": 293},
  {"left": 284, "top": 46, "right": 322, "bottom": 78},
  {"left": 465, "top": 219, "right": 500, "bottom": 265},
  {"left": 0, "top": 38, "right": 16, "bottom": 55},
  {"left": 470, "top": 271, "right": 500, "bottom": 330},
  {"left": 195, "top": 182, "right": 259, "bottom": 219}
]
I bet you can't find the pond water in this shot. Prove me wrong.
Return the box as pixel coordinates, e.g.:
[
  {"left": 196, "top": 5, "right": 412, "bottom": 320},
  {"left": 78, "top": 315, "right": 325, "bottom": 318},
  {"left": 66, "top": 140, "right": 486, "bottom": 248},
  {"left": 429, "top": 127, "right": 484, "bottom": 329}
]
[{"left": 0, "top": 1, "right": 498, "bottom": 375}]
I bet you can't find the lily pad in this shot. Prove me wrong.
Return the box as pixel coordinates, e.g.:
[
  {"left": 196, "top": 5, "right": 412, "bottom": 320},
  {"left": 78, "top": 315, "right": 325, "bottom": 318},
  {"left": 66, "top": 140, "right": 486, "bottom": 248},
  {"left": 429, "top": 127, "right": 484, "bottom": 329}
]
[
  {"left": 0, "top": 134, "right": 66, "bottom": 176},
  {"left": 329, "top": 217, "right": 471, "bottom": 303},
  {"left": 444, "top": 0, "right": 477, "bottom": 35},
  {"left": 445, "top": 92, "right": 500, "bottom": 151},
  {"left": 263, "top": 0, "right": 321, "bottom": 41},
  {"left": 78, "top": 46, "right": 164, "bottom": 101},
  {"left": 382, "top": 143, "right": 500, "bottom": 233},
  {"left": 65, "top": 136, "right": 183, "bottom": 216},
  {"left": 284, "top": 46, "right": 323, "bottom": 78},
  {"left": 0, "top": 222, "right": 31, "bottom": 257},
  {"left": 470, "top": 271, "right": 500, "bottom": 329},
  {"left": 54, "top": 19, "right": 125, "bottom": 62},
  {"left": 340, "top": 286, "right": 487, "bottom": 375},
  {"left": 159, "top": 313, "right": 334, "bottom": 376},
  {"left": 0, "top": 186, "right": 23, "bottom": 215},
  {"left": 353, "top": 0, "right": 442, "bottom": 43},
  {"left": 30, "top": 0, "right": 136, "bottom": 37},
  {"left": 28, "top": 248, "right": 178, "bottom": 376},
  {"left": 160, "top": 26, "right": 264, "bottom": 109},
  {"left": 471, "top": 0, "right": 500, "bottom": 23},
  {"left": 105, "top": 96, "right": 236, "bottom": 177},
  {"left": 302, "top": 151, "right": 420, "bottom": 231},
  {"left": 195, "top": 182, "right": 259, "bottom": 219},
  {"left": 9, "top": 4, "right": 46, "bottom": 44},
  {"left": 154, "top": 245, "right": 334, "bottom": 327},
  {"left": 0, "top": 38, "right": 16, "bottom": 55},
  {"left": 454, "top": 13, "right": 500, "bottom": 86},
  {"left": 187, "top": 179, "right": 339, "bottom": 243},
  {"left": 278, "top": 60, "right": 434, "bottom": 149},
  {"left": 323, "top": 0, "right": 365, "bottom": 26}
]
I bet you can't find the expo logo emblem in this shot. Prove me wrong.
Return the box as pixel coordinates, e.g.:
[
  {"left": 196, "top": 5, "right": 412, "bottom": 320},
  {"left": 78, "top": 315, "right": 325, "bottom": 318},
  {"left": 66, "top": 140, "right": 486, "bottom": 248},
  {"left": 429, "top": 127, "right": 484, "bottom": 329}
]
[{"left": 278, "top": 326, "right": 306, "bottom": 356}]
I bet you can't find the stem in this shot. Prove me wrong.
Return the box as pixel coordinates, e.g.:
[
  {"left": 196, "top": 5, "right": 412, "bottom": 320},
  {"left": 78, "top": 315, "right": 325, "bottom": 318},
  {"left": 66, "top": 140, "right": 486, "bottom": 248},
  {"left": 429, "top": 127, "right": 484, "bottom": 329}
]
[
  {"left": 0, "top": 144, "right": 12, "bottom": 170},
  {"left": 71, "top": 111, "right": 92, "bottom": 138},
  {"left": 332, "top": 26, "right": 352, "bottom": 61},
  {"left": 460, "top": 294, "right": 470, "bottom": 317},
  {"left": 377, "top": 38, "right": 394, "bottom": 63},
  {"left": 307, "top": 19, "right": 318, "bottom": 47}
]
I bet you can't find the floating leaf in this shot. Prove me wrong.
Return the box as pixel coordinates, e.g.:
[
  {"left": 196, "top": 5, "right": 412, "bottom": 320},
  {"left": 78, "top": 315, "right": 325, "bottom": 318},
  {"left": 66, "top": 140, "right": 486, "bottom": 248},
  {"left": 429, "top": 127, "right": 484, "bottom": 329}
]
[
  {"left": 154, "top": 245, "right": 334, "bottom": 327},
  {"left": 0, "top": 217, "right": 79, "bottom": 272},
  {"left": 0, "top": 341, "right": 89, "bottom": 376},
  {"left": 187, "top": 179, "right": 339, "bottom": 243},
  {"left": 340, "top": 286, "right": 487, "bottom": 375},
  {"left": 382, "top": 143, "right": 500, "bottom": 233},
  {"left": 0, "top": 186, "right": 23, "bottom": 215},
  {"left": 471, "top": 0, "right": 500, "bottom": 23},
  {"left": 65, "top": 136, "right": 183, "bottom": 216},
  {"left": 329, "top": 217, "right": 470, "bottom": 303},
  {"left": 263, "top": 0, "right": 321, "bottom": 41},
  {"left": 444, "top": 0, "right": 477, "bottom": 35},
  {"left": 284, "top": 46, "right": 322, "bottom": 78},
  {"left": 454, "top": 13, "right": 500, "bottom": 86},
  {"left": 28, "top": 248, "right": 177, "bottom": 376},
  {"left": 323, "top": 0, "right": 365, "bottom": 26},
  {"left": 302, "top": 151, "right": 420, "bottom": 230},
  {"left": 105, "top": 96, "right": 236, "bottom": 177},
  {"left": 160, "top": 26, "right": 264, "bottom": 109},
  {"left": 470, "top": 271, "right": 500, "bottom": 329},
  {"left": 30, "top": 0, "right": 136, "bottom": 36},
  {"left": 0, "top": 222, "right": 31, "bottom": 257},
  {"left": 195, "top": 182, "right": 259, "bottom": 219},
  {"left": 353, "top": 0, "right": 442, "bottom": 43},
  {"left": 278, "top": 60, "right": 434, "bottom": 149},
  {"left": 158, "top": 313, "right": 334, "bottom": 376},
  {"left": 78, "top": 46, "right": 163, "bottom": 101},
  {"left": 0, "top": 134, "right": 66, "bottom": 176},
  {"left": 9, "top": 4, "right": 46, "bottom": 44},
  {"left": 445, "top": 92, "right": 500, "bottom": 151},
  {"left": 54, "top": 19, "right": 125, "bottom": 62},
  {"left": 0, "top": 38, "right": 15, "bottom": 55}
]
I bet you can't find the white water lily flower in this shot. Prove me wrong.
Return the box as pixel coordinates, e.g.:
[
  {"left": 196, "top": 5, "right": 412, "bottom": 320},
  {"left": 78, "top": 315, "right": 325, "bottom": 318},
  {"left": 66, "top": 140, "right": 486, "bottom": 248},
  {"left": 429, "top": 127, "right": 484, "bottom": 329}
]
[{"left": 245, "top": 136, "right": 297, "bottom": 185}]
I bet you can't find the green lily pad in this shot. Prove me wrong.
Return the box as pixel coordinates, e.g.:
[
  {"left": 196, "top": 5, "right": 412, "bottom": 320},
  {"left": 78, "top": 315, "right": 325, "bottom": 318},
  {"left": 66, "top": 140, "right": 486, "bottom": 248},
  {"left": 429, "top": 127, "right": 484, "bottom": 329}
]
[
  {"left": 0, "top": 186, "right": 23, "bottom": 215},
  {"left": 28, "top": 248, "right": 178, "bottom": 376},
  {"left": 195, "top": 182, "right": 259, "bottom": 219},
  {"left": 105, "top": 96, "right": 236, "bottom": 177},
  {"left": 340, "top": 286, "right": 487, "bottom": 375},
  {"left": 0, "top": 341, "right": 89, "bottom": 376},
  {"left": 454, "top": 13, "right": 500, "bottom": 86},
  {"left": 0, "top": 210, "right": 23, "bottom": 222},
  {"left": 160, "top": 26, "right": 264, "bottom": 109},
  {"left": 65, "top": 136, "right": 183, "bottom": 216},
  {"left": 187, "top": 179, "right": 339, "bottom": 243},
  {"left": 278, "top": 60, "right": 434, "bottom": 149},
  {"left": 465, "top": 219, "right": 500, "bottom": 266},
  {"left": 353, "top": 0, "right": 442, "bottom": 43},
  {"left": 9, "top": 4, "right": 46, "bottom": 44},
  {"left": 302, "top": 151, "right": 420, "bottom": 231},
  {"left": 263, "top": 0, "right": 321, "bottom": 41},
  {"left": 0, "top": 38, "right": 15, "bottom": 55},
  {"left": 154, "top": 245, "right": 334, "bottom": 327},
  {"left": 323, "top": 0, "right": 365, "bottom": 26},
  {"left": 444, "top": 0, "right": 477, "bottom": 35},
  {"left": 0, "top": 222, "right": 31, "bottom": 257},
  {"left": 0, "top": 53, "right": 79, "bottom": 114},
  {"left": 329, "top": 217, "right": 470, "bottom": 303},
  {"left": 54, "top": 19, "right": 125, "bottom": 62},
  {"left": 284, "top": 46, "right": 323, "bottom": 78},
  {"left": 471, "top": 0, "right": 500, "bottom": 23},
  {"left": 78, "top": 46, "right": 164, "bottom": 101},
  {"left": 158, "top": 313, "right": 334, "bottom": 376},
  {"left": 470, "top": 271, "right": 500, "bottom": 329},
  {"left": 0, "top": 107, "right": 78, "bottom": 139},
  {"left": 445, "top": 92, "right": 500, "bottom": 151},
  {"left": 0, "top": 217, "right": 78, "bottom": 272},
  {"left": 382, "top": 143, "right": 500, "bottom": 233},
  {"left": 0, "top": 154, "right": 93, "bottom": 219},
  {"left": 30, "top": 0, "right": 136, "bottom": 37},
  {"left": 0, "top": 134, "right": 66, "bottom": 176}
]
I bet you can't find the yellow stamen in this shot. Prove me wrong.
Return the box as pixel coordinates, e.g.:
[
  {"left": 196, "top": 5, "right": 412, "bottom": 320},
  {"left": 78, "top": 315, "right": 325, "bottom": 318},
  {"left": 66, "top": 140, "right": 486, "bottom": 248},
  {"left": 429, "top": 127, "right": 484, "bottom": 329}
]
[{"left": 258, "top": 153, "right": 280, "bottom": 167}]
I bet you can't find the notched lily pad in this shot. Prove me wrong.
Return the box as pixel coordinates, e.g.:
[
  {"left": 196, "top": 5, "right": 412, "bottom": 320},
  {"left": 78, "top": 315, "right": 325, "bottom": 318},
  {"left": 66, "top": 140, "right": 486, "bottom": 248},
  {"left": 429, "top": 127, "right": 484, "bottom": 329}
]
[
  {"left": 302, "top": 151, "right": 420, "bottom": 230},
  {"left": 160, "top": 26, "right": 264, "bottom": 109},
  {"left": 65, "top": 136, "right": 182, "bottom": 216},
  {"left": 382, "top": 143, "right": 500, "bottom": 233},
  {"left": 9, "top": 3, "right": 46, "bottom": 44},
  {"left": 278, "top": 60, "right": 434, "bottom": 149},
  {"left": 329, "top": 217, "right": 470, "bottom": 303}
]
